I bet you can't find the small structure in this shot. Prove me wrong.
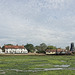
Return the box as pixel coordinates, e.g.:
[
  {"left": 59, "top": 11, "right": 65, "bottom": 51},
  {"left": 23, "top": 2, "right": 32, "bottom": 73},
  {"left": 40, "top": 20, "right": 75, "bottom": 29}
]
[
  {"left": 56, "top": 49, "right": 67, "bottom": 54},
  {"left": 56, "top": 49, "right": 62, "bottom": 54},
  {"left": 46, "top": 49, "right": 56, "bottom": 55},
  {"left": 46, "top": 49, "right": 69, "bottom": 55},
  {"left": 0, "top": 47, "right": 3, "bottom": 54},
  {"left": 3, "top": 45, "right": 28, "bottom": 54}
]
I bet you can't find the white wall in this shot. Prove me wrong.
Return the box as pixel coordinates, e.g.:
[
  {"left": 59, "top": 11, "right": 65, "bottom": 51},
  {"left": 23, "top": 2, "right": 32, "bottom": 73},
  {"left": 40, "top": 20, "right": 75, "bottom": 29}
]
[
  {"left": 0, "top": 49, "right": 2, "bottom": 53},
  {"left": 5, "top": 48, "right": 28, "bottom": 54}
]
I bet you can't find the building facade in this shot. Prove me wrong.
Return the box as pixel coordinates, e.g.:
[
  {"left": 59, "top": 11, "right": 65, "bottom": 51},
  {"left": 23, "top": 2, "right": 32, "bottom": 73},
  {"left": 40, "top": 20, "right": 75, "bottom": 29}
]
[
  {"left": 3, "top": 45, "right": 28, "bottom": 54},
  {"left": 0, "top": 47, "right": 2, "bottom": 53},
  {"left": 46, "top": 49, "right": 69, "bottom": 55},
  {"left": 46, "top": 49, "right": 56, "bottom": 54}
]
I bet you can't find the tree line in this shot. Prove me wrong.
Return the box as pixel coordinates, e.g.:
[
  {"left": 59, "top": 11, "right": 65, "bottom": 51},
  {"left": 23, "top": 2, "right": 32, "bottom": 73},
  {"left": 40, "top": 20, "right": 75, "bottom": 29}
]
[
  {"left": 24, "top": 43, "right": 57, "bottom": 53},
  {"left": 2, "top": 43, "right": 70, "bottom": 53}
]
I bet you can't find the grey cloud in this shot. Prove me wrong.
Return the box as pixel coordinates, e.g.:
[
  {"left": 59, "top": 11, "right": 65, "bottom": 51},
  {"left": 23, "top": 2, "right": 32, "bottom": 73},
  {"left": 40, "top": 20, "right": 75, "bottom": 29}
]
[{"left": 0, "top": 0, "right": 75, "bottom": 48}]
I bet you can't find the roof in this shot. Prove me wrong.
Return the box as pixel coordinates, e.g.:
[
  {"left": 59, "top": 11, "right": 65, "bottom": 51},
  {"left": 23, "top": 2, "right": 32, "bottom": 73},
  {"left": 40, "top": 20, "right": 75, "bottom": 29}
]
[
  {"left": 57, "top": 49, "right": 62, "bottom": 52},
  {"left": 46, "top": 49, "right": 67, "bottom": 52},
  {"left": 4, "top": 45, "right": 25, "bottom": 49},
  {"left": 46, "top": 49, "right": 56, "bottom": 52}
]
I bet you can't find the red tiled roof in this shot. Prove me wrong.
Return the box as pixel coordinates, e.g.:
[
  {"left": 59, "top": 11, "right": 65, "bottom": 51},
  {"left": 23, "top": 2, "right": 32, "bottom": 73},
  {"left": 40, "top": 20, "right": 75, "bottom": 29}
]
[
  {"left": 46, "top": 49, "right": 67, "bottom": 52},
  {"left": 57, "top": 49, "right": 67, "bottom": 52},
  {"left": 46, "top": 49, "right": 56, "bottom": 52},
  {"left": 4, "top": 45, "right": 25, "bottom": 49},
  {"left": 57, "top": 49, "right": 62, "bottom": 52}
]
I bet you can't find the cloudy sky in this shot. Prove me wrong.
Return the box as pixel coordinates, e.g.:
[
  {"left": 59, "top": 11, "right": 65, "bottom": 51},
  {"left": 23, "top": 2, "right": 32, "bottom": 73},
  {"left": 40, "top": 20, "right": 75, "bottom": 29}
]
[{"left": 0, "top": 0, "right": 75, "bottom": 48}]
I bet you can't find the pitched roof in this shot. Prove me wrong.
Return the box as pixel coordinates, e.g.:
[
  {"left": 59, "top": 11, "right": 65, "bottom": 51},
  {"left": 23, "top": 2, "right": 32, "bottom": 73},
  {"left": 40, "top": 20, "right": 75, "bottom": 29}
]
[
  {"left": 46, "top": 49, "right": 56, "bottom": 52},
  {"left": 56, "top": 49, "right": 62, "bottom": 52},
  {"left": 46, "top": 49, "right": 67, "bottom": 52},
  {"left": 4, "top": 45, "right": 25, "bottom": 49}
]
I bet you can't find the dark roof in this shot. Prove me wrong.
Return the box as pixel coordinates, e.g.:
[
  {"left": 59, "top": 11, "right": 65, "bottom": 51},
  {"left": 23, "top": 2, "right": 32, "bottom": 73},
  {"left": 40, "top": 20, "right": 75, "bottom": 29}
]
[{"left": 4, "top": 45, "right": 25, "bottom": 49}]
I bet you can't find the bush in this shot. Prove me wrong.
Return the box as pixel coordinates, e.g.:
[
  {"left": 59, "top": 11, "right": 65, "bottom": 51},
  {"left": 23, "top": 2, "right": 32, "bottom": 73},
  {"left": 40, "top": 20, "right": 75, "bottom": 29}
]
[
  {"left": 29, "top": 50, "right": 34, "bottom": 53},
  {"left": 36, "top": 50, "right": 45, "bottom": 53}
]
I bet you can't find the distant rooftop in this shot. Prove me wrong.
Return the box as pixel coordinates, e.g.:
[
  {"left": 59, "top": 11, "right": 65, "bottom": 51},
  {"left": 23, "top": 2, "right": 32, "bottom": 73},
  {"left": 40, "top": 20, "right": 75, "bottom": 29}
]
[{"left": 4, "top": 45, "right": 25, "bottom": 49}]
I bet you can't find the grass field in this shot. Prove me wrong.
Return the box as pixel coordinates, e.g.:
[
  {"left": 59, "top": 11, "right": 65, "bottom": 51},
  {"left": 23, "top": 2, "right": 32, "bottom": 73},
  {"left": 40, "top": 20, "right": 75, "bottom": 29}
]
[{"left": 0, "top": 55, "right": 75, "bottom": 75}]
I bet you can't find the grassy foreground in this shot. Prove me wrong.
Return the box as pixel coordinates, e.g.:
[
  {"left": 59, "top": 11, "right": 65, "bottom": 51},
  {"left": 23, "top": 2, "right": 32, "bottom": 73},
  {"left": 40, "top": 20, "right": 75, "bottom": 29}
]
[{"left": 0, "top": 55, "right": 75, "bottom": 75}]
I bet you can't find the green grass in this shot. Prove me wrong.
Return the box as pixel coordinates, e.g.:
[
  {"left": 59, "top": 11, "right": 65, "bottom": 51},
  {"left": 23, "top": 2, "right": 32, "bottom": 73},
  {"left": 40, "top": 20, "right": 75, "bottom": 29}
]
[{"left": 0, "top": 55, "right": 75, "bottom": 75}]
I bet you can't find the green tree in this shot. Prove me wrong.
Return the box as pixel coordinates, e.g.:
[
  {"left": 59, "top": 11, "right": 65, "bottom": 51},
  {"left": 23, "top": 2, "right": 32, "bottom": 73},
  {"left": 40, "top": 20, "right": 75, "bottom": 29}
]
[
  {"left": 35, "top": 46, "right": 41, "bottom": 51},
  {"left": 40, "top": 43, "right": 47, "bottom": 51},
  {"left": 24, "top": 44, "right": 35, "bottom": 52},
  {"left": 65, "top": 46, "right": 69, "bottom": 50},
  {"left": 35, "top": 43, "right": 47, "bottom": 53},
  {"left": 47, "top": 45, "right": 56, "bottom": 49},
  {"left": 5, "top": 44, "right": 13, "bottom": 46}
]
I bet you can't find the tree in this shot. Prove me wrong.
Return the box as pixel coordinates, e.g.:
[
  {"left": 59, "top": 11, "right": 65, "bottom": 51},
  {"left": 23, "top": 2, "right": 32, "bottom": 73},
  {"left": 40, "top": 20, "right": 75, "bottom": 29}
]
[
  {"left": 24, "top": 44, "right": 35, "bottom": 52},
  {"left": 4, "top": 44, "right": 13, "bottom": 46},
  {"left": 65, "top": 46, "right": 69, "bottom": 50},
  {"left": 47, "top": 45, "right": 56, "bottom": 49},
  {"left": 35, "top": 46, "right": 41, "bottom": 51},
  {"left": 40, "top": 43, "right": 47, "bottom": 51},
  {"left": 35, "top": 43, "right": 47, "bottom": 53}
]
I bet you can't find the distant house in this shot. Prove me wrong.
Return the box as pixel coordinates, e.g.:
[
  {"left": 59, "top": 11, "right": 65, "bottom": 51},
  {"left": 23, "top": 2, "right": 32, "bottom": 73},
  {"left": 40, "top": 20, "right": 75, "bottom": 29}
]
[
  {"left": 46, "top": 49, "right": 70, "bottom": 55},
  {"left": 61, "top": 49, "right": 68, "bottom": 54},
  {"left": 56, "top": 49, "right": 67, "bottom": 54},
  {"left": 56, "top": 49, "right": 62, "bottom": 54},
  {"left": 46, "top": 49, "right": 56, "bottom": 54},
  {"left": 0, "top": 47, "right": 2, "bottom": 54},
  {"left": 3, "top": 45, "right": 28, "bottom": 54}
]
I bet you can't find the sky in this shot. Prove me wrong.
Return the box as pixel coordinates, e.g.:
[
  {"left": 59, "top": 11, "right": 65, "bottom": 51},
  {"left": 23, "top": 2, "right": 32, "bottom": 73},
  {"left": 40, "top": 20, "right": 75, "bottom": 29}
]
[{"left": 0, "top": 0, "right": 75, "bottom": 48}]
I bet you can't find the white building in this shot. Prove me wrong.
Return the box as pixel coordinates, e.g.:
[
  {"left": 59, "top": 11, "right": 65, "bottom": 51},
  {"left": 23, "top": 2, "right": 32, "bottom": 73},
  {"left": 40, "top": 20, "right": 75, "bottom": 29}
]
[
  {"left": 3, "top": 45, "right": 28, "bottom": 54},
  {"left": 0, "top": 47, "right": 3, "bottom": 54}
]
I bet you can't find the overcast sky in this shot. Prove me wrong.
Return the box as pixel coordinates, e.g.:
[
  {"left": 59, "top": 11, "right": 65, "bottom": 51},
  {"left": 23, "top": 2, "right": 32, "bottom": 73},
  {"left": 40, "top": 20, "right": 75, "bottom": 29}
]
[{"left": 0, "top": 0, "right": 75, "bottom": 48}]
